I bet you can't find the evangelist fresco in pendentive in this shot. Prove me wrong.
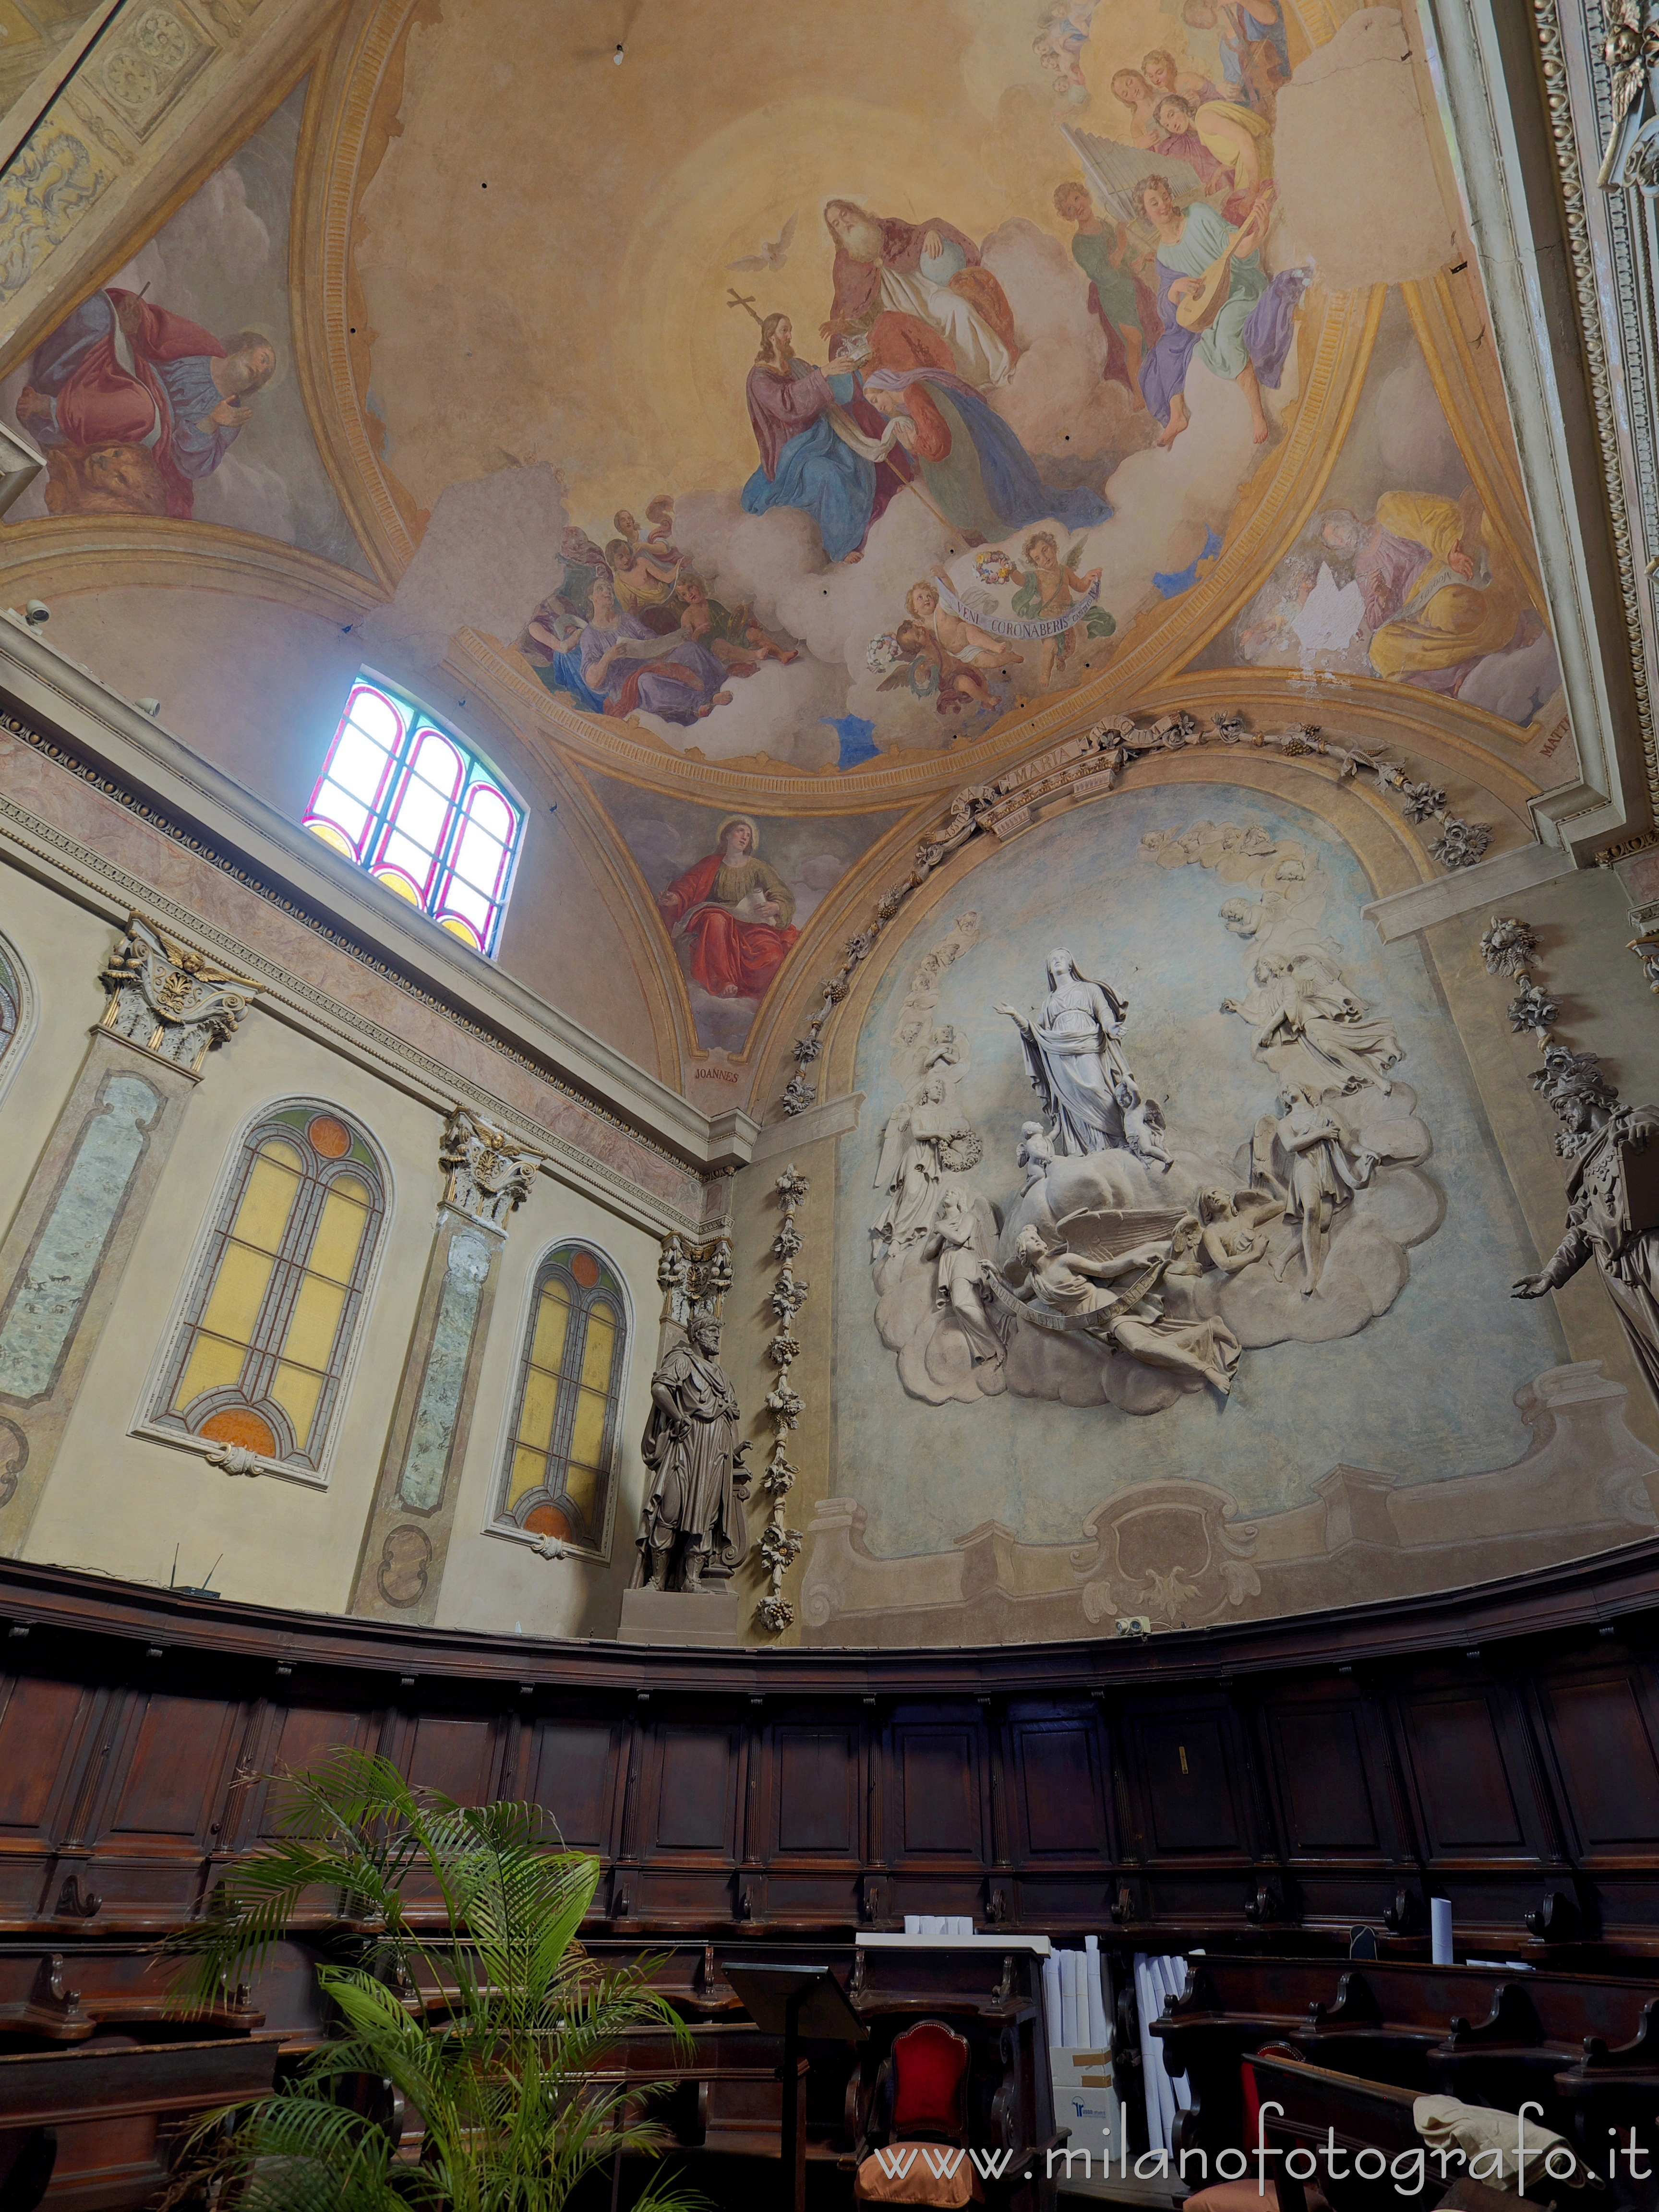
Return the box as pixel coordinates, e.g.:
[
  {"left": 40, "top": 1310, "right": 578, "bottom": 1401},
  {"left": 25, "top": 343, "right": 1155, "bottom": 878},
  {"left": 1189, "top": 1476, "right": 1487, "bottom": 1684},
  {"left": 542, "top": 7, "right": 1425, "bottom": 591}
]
[
  {"left": 1192, "top": 292, "right": 1562, "bottom": 728},
  {"left": 339, "top": 0, "right": 1533, "bottom": 768},
  {"left": 586, "top": 775, "right": 911, "bottom": 1053},
  {"left": 0, "top": 83, "right": 366, "bottom": 571}
]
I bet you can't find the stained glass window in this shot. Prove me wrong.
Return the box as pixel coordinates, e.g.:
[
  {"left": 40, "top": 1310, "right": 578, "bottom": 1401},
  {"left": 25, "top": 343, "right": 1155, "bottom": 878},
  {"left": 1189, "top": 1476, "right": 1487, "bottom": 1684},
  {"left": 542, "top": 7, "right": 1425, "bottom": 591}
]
[
  {"left": 304, "top": 677, "right": 524, "bottom": 956},
  {"left": 151, "top": 1105, "right": 386, "bottom": 1476},
  {"left": 496, "top": 1244, "right": 627, "bottom": 1557}
]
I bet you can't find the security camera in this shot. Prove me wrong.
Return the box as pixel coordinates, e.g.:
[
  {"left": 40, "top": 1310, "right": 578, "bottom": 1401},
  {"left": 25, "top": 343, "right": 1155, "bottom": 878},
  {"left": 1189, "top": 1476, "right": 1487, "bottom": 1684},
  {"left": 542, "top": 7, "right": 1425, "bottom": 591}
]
[
  {"left": 24, "top": 600, "right": 48, "bottom": 626},
  {"left": 136, "top": 698, "right": 161, "bottom": 716}
]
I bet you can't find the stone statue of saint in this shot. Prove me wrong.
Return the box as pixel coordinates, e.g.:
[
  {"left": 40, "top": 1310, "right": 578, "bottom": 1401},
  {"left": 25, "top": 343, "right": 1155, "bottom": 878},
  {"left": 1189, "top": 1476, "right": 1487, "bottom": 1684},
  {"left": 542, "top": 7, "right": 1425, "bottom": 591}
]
[
  {"left": 1514, "top": 1095, "right": 1659, "bottom": 1404},
  {"left": 995, "top": 947, "right": 1131, "bottom": 1156},
  {"left": 633, "top": 1315, "right": 751, "bottom": 1592}
]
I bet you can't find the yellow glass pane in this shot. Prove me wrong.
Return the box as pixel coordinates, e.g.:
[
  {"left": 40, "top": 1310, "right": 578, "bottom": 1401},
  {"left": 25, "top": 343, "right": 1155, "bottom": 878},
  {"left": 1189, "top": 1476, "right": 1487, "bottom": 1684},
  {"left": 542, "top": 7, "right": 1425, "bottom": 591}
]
[
  {"left": 529, "top": 1283, "right": 570, "bottom": 1373},
  {"left": 579, "top": 1310, "right": 616, "bottom": 1392},
  {"left": 272, "top": 1362, "right": 323, "bottom": 1451},
  {"left": 517, "top": 1365, "right": 560, "bottom": 1453},
  {"left": 374, "top": 868, "right": 421, "bottom": 904},
  {"left": 562, "top": 1460, "right": 598, "bottom": 1521},
  {"left": 508, "top": 1443, "right": 547, "bottom": 1508},
  {"left": 568, "top": 1385, "right": 609, "bottom": 1471},
  {"left": 308, "top": 1185, "right": 370, "bottom": 1286},
  {"left": 307, "top": 822, "right": 355, "bottom": 860},
  {"left": 198, "top": 1242, "right": 276, "bottom": 1349},
  {"left": 281, "top": 1273, "right": 347, "bottom": 1372},
  {"left": 233, "top": 1150, "right": 304, "bottom": 1255},
  {"left": 173, "top": 1331, "right": 246, "bottom": 1412}
]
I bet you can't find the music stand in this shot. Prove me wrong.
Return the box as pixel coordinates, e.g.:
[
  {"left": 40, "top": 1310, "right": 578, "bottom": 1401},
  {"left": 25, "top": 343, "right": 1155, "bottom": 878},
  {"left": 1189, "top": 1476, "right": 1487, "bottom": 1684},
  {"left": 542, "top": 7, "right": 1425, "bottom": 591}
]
[{"left": 720, "top": 1960, "right": 866, "bottom": 2212}]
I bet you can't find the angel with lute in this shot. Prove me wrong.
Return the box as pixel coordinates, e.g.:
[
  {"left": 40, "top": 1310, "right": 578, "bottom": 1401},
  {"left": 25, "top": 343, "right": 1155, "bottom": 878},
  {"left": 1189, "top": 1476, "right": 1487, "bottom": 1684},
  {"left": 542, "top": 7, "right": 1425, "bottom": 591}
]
[{"left": 1134, "top": 174, "right": 1307, "bottom": 451}]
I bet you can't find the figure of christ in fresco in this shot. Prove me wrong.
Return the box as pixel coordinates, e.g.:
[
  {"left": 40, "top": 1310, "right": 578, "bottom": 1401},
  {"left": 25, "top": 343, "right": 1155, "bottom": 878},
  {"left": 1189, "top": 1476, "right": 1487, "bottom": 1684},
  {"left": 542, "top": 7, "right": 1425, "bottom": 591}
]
[
  {"left": 1052, "top": 182, "right": 1158, "bottom": 402},
  {"left": 1134, "top": 176, "right": 1305, "bottom": 449},
  {"left": 656, "top": 815, "right": 799, "bottom": 1002},
  {"left": 859, "top": 312, "right": 1113, "bottom": 544},
  {"left": 576, "top": 576, "right": 733, "bottom": 724},
  {"left": 741, "top": 313, "right": 910, "bottom": 565},
  {"left": 1317, "top": 493, "right": 1533, "bottom": 696},
  {"left": 16, "top": 287, "right": 276, "bottom": 519},
  {"left": 821, "top": 200, "right": 1019, "bottom": 389}
]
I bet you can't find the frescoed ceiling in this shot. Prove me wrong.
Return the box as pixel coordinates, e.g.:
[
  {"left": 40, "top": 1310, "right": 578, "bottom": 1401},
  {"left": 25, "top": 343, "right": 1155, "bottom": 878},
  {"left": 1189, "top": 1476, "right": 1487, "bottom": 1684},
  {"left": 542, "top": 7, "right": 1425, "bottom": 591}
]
[{"left": 0, "top": 0, "right": 1599, "bottom": 1105}]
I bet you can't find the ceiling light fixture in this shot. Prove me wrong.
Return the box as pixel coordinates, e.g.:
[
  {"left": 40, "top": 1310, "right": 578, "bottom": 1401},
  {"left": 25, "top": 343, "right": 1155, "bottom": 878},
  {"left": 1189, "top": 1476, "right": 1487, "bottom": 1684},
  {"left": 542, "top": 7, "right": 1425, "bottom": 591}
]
[{"left": 613, "top": 41, "right": 624, "bottom": 62}]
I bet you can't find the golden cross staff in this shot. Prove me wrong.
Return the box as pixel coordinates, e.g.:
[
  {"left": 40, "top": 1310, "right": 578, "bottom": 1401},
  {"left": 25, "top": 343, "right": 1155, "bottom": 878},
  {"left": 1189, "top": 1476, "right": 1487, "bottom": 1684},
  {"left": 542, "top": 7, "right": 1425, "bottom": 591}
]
[{"left": 723, "top": 289, "right": 955, "bottom": 533}]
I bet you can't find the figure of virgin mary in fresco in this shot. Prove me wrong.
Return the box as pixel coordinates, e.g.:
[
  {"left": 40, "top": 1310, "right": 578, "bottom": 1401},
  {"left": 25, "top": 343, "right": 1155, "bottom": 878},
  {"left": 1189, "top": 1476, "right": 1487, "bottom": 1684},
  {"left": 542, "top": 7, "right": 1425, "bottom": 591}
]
[
  {"left": 657, "top": 816, "right": 799, "bottom": 1001},
  {"left": 741, "top": 313, "right": 908, "bottom": 564},
  {"left": 860, "top": 312, "right": 1113, "bottom": 542}
]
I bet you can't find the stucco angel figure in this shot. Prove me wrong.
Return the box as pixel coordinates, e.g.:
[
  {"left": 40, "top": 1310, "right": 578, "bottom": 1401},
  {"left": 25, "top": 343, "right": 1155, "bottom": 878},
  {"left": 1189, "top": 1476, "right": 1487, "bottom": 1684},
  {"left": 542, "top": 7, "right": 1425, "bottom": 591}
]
[
  {"left": 1515, "top": 1094, "right": 1659, "bottom": 1404},
  {"left": 872, "top": 1073, "right": 960, "bottom": 1250},
  {"left": 921, "top": 1188, "right": 1012, "bottom": 1368},
  {"left": 633, "top": 1314, "right": 751, "bottom": 1593},
  {"left": 1221, "top": 950, "right": 1401, "bottom": 1096},
  {"left": 1003, "top": 1209, "right": 1240, "bottom": 1396},
  {"left": 1257, "top": 1085, "right": 1380, "bottom": 1294},
  {"left": 996, "top": 948, "right": 1132, "bottom": 1155}
]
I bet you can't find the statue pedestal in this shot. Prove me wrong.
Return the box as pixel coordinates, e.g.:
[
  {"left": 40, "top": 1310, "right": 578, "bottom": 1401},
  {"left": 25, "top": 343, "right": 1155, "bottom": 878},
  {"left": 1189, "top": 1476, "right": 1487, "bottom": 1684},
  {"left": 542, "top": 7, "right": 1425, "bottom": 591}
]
[{"left": 616, "top": 1586, "right": 743, "bottom": 1647}]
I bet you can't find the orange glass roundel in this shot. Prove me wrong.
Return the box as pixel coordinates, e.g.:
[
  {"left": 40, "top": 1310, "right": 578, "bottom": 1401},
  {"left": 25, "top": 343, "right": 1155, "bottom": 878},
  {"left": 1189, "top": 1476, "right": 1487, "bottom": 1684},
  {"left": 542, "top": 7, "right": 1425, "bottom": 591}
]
[
  {"left": 570, "top": 1250, "right": 601, "bottom": 1289},
  {"left": 308, "top": 1115, "right": 352, "bottom": 1159}
]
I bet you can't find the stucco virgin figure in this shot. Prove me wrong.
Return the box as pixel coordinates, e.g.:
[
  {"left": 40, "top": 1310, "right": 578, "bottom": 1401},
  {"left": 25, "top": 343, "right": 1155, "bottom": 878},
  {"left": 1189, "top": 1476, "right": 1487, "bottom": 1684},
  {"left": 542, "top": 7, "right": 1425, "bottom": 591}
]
[
  {"left": 996, "top": 948, "right": 1132, "bottom": 1155},
  {"left": 632, "top": 1315, "right": 751, "bottom": 1593},
  {"left": 1515, "top": 1094, "right": 1659, "bottom": 1403}
]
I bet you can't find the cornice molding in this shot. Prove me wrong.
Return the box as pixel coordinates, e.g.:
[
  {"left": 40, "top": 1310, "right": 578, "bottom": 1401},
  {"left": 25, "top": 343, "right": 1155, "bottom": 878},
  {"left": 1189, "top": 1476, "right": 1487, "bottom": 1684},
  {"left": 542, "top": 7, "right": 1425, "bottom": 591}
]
[{"left": 0, "top": 615, "right": 747, "bottom": 1186}]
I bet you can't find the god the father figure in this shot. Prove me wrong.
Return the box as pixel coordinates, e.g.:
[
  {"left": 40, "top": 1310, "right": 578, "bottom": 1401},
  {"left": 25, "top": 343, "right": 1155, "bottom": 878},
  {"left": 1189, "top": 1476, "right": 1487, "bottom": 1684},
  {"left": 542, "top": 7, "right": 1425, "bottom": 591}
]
[{"left": 633, "top": 1313, "right": 751, "bottom": 1593}]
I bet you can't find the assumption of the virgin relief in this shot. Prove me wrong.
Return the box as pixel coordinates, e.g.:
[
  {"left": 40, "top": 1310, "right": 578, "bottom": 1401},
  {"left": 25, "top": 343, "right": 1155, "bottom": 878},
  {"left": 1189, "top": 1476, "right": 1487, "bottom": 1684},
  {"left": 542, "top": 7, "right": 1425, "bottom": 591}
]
[{"left": 0, "top": 0, "right": 1657, "bottom": 1648}]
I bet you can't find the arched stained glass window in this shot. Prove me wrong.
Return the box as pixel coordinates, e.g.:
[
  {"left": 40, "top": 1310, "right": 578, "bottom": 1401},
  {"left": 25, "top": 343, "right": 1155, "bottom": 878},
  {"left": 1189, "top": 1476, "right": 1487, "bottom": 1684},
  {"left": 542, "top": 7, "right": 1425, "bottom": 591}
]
[
  {"left": 150, "top": 1105, "right": 386, "bottom": 1477},
  {"left": 496, "top": 1244, "right": 628, "bottom": 1557},
  {"left": 304, "top": 676, "right": 524, "bottom": 956}
]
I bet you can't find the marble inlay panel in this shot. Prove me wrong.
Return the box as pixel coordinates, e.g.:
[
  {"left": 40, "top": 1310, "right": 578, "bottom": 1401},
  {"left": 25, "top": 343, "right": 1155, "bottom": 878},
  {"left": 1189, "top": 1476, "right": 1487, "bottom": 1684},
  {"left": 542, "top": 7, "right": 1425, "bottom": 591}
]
[
  {"left": 398, "top": 1227, "right": 491, "bottom": 1511},
  {"left": 0, "top": 1069, "right": 159, "bottom": 1402}
]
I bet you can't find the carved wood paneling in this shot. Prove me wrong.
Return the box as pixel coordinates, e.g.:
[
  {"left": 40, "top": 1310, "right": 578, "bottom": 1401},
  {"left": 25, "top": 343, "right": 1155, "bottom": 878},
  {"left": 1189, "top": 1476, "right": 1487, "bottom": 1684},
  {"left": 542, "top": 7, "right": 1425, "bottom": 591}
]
[{"left": 6, "top": 1552, "right": 1659, "bottom": 1946}]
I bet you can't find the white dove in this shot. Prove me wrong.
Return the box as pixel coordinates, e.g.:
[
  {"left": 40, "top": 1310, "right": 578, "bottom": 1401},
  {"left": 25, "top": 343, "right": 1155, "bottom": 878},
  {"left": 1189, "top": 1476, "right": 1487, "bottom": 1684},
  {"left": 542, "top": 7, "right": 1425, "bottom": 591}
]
[{"left": 728, "top": 212, "right": 798, "bottom": 273}]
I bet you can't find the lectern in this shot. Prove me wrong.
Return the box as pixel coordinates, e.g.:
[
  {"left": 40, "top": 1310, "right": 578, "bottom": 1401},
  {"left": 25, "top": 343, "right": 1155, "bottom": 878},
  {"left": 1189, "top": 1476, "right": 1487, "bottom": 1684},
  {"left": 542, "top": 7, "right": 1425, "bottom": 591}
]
[{"left": 720, "top": 1960, "right": 866, "bottom": 2212}]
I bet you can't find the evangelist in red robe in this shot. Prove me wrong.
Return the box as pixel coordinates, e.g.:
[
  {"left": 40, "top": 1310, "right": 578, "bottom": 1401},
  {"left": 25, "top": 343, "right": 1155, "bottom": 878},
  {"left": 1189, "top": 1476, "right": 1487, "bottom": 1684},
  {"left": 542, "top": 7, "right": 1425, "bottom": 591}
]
[
  {"left": 658, "top": 848, "right": 798, "bottom": 1001},
  {"left": 20, "top": 288, "right": 252, "bottom": 518}
]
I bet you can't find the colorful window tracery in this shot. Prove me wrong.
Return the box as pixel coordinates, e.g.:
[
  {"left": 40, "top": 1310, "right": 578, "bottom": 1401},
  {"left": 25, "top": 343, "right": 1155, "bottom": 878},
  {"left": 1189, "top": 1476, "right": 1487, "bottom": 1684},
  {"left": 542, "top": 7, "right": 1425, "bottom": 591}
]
[
  {"left": 151, "top": 1104, "right": 386, "bottom": 1475},
  {"left": 304, "top": 678, "right": 523, "bottom": 956},
  {"left": 496, "top": 1243, "right": 627, "bottom": 1557}
]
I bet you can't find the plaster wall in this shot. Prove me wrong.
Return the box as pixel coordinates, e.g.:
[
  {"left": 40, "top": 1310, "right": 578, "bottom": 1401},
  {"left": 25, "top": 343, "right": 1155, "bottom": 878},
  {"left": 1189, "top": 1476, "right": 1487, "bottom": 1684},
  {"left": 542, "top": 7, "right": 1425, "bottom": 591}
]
[
  {"left": 26, "top": 585, "right": 666, "bottom": 1075},
  {"left": 0, "top": 858, "right": 666, "bottom": 1633}
]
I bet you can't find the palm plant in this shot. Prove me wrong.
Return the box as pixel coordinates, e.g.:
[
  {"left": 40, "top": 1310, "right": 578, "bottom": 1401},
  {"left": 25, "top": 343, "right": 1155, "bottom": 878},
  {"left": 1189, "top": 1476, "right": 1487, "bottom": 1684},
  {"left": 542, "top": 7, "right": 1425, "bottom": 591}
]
[{"left": 167, "top": 1747, "right": 703, "bottom": 2212}]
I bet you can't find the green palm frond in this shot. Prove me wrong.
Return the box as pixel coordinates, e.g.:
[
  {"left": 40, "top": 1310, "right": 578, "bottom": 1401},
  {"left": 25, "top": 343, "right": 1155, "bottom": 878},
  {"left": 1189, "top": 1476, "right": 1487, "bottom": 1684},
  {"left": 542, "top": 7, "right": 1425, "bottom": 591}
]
[{"left": 165, "top": 1754, "right": 706, "bottom": 2212}]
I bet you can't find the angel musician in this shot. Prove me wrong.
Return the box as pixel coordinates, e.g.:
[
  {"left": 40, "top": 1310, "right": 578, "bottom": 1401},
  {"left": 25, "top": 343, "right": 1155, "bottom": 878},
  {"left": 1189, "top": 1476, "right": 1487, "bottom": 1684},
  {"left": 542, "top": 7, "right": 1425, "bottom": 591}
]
[{"left": 1003, "top": 1203, "right": 1241, "bottom": 1397}]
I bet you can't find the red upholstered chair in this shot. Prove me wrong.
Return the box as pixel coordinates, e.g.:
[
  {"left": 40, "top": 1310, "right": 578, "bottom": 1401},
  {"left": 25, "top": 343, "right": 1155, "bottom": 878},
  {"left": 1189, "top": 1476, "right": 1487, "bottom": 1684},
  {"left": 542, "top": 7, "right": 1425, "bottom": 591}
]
[{"left": 890, "top": 2019, "right": 972, "bottom": 2142}]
